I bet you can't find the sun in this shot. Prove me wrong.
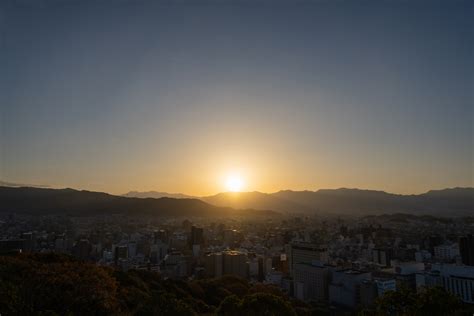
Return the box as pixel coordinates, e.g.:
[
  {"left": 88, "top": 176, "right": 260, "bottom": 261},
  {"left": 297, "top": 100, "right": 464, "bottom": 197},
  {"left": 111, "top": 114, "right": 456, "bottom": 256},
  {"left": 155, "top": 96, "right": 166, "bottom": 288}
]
[{"left": 225, "top": 173, "right": 244, "bottom": 192}]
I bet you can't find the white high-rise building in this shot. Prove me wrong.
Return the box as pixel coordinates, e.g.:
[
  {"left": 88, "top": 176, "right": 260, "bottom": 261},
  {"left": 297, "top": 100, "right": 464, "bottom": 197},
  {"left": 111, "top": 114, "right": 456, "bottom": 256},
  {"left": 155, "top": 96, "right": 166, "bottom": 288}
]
[
  {"left": 294, "top": 262, "right": 329, "bottom": 302},
  {"left": 287, "top": 242, "right": 329, "bottom": 276},
  {"left": 416, "top": 263, "right": 474, "bottom": 304}
]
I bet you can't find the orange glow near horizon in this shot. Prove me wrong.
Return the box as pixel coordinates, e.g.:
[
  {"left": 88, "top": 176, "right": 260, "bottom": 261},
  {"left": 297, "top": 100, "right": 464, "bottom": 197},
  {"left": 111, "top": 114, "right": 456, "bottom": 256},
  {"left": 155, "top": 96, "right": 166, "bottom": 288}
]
[{"left": 224, "top": 173, "right": 245, "bottom": 192}]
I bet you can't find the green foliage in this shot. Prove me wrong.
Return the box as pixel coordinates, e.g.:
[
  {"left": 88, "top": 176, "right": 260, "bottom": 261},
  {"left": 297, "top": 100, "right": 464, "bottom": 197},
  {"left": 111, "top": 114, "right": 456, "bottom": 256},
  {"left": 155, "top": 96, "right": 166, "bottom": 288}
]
[
  {"left": 414, "top": 286, "right": 462, "bottom": 316},
  {"left": 0, "top": 254, "right": 299, "bottom": 315},
  {"left": 217, "top": 293, "right": 297, "bottom": 316},
  {"left": 240, "top": 293, "right": 297, "bottom": 316},
  {"left": 373, "top": 285, "right": 465, "bottom": 316},
  {"left": 216, "top": 295, "right": 242, "bottom": 316},
  {"left": 0, "top": 253, "right": 120, "bottom": 315}
]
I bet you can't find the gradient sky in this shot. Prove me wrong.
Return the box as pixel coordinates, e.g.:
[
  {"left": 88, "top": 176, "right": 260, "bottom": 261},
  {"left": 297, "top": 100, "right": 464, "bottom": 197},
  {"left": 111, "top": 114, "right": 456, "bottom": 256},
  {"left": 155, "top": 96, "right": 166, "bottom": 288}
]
[{"left": 1, "top": 0, "right": 472, "bottom": 195}]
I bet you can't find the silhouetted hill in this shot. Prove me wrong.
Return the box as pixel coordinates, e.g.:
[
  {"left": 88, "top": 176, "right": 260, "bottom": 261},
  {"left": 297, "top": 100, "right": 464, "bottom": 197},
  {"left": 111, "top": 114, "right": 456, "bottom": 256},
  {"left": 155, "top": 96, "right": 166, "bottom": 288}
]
[
  {"left": 123, "top": 190, "right": 196, "bottom": 199},
  {"left": 0, "top": 187, "right": 276, "bottom": 217},
  {"left": 202, "top": 191, "right": 312, "bottom": 214},
  {"left": 204, "top": 188, "right": 474, "bottom": 216}
]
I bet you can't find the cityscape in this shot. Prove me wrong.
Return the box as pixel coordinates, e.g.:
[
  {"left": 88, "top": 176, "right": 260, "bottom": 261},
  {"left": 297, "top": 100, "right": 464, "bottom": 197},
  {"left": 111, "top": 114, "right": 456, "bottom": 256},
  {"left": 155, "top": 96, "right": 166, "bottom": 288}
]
[{"left": 0, "top": 186, "right": 473, "bottom": 314}]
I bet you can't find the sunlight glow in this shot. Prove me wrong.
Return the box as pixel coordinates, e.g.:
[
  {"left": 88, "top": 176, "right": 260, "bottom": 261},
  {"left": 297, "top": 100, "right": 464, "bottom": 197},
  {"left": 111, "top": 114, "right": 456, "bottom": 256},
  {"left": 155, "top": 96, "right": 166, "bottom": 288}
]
[{"left": 225, "top": 173, "right": 244, "bottom": 192}]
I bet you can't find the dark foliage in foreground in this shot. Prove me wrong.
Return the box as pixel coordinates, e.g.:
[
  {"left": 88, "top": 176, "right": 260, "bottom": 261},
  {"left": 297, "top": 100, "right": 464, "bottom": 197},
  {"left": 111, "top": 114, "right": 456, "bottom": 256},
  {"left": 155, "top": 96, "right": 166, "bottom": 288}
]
[
  {"left": 359, "top": 284, "right": 473, "bottom": 316},
  {"left": 0, "top": 253, "right": 309, "bottom": 315},
  {"left": 1, "top": 254, "right": 472, "bottom": 315}
]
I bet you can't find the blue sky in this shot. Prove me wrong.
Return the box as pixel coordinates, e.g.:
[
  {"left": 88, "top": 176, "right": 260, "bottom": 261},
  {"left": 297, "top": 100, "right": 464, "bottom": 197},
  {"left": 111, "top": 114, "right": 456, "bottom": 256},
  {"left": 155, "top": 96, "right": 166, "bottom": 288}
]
[{"left": 1, "top": 0, "right": 472, "bottom": 194}]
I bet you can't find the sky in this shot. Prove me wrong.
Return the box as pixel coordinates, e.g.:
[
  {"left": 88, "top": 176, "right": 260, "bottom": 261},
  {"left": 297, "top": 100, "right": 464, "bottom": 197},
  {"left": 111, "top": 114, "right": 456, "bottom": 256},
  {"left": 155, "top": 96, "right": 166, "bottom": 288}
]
[{"left": 0, "top": 0, "right": 472, "bottom": 196}]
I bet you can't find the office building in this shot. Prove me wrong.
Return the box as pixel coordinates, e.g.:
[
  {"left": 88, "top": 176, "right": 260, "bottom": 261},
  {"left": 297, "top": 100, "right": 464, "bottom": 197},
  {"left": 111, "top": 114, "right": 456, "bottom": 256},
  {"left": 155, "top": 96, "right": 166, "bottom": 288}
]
[
  {"left": 223, "top": 250, "right": 248, "bottom": 278},
  {"left": 372, "top": 248, "right": 393, "bottom": 267},
  {"left": 329, "top": 270, "right": 372, "bottom": 308},
  {"left": 203, "top": 252, "right": 223, "bottom": 278},
  {"left": 416, "top": 263, "right": 474, "bottom": 304},
  {"left": 434, "top": 243, "right": 460, "bottom": 261},
  {"left": 293, "top": 262, "right": 329, "bottom": 302},
  {"left": 287, "top": 242, "right": 329, "bottom": 276},
  {"left": 190, "top": 226, "right": 204, "bottom": 246}
]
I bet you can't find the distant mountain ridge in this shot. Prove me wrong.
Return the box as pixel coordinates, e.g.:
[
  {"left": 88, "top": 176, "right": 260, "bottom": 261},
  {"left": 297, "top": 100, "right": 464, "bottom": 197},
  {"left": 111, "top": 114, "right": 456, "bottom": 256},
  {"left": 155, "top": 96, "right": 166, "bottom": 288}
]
[
  {"left": 123, "top": 191, "right": 196, "bottom": 199},
  {"left": 0, "top": 186, "right": 276, "bottom": 217},
  {"left": 202, "top": 187, "right": 474, "bottom": 216},
  {"left": 123, "top": 187, "right": 473, "bottom": 216},
  {"left": 5, "top": 186, "right": 471, "bottom": 217}
]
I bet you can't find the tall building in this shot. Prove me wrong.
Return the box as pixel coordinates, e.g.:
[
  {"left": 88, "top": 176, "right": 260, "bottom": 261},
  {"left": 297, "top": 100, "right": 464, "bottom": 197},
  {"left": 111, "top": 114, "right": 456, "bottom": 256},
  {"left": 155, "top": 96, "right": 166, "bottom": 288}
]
[
  {"left": 203, "top": 252, "right": 223, "bottom": 278},
  {"left": 460, "top": 235, "right": 474, "bottom": 266},
  {"left": 416, "top": 263, "right": 474, "bottom": 304},
  {"left": 114, "top": 245, "right": 128, "bottom": 264},
  {"left": 154, "top": 230, "right": 169, "bottom": 244},
  {"left": 293, "top": 262, "right": 329, "bottom": 302},
  {"left": 128, "top": 241, "right": 137, "bottom": 258},
  {"left": 372, "top": 248, "right": 393, "bottom": 267},
  {"left": 287, "top": 242, "right": 328, "bottom": 276},
  {"left": 223, "top": 250, "right": 248, "bottom": 278},
  {"left": 190, "top": 226, "right": 204, "bottom": 247},
  {"left": 150, "top": 241, "right": 168, "bottom": 263},
  {"left": 329, "top": 270, "right": 372, "bottom": 309}
]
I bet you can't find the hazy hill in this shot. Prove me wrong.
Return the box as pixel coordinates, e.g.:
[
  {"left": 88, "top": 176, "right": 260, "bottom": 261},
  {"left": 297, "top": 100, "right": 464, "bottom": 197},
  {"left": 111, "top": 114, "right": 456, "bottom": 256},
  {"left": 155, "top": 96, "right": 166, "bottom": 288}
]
[
  {"left": 123, "top": 191, "right": 196, "bottom": 199},
  {"left": 201, "top": 191, "right": 312, "bottom": 214},
  {"left": 0, "top": 187, "right": 275, "bottom": 217},
  {"left": 204, "top": 188, "right": 474, "bottom": 216}
]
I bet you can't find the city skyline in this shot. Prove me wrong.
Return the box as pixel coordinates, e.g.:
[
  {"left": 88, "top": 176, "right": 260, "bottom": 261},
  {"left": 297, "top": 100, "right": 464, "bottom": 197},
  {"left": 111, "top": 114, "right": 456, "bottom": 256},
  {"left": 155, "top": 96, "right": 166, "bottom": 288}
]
[{"left": 2, "top": 0, "right": 472, "bottom": 195}]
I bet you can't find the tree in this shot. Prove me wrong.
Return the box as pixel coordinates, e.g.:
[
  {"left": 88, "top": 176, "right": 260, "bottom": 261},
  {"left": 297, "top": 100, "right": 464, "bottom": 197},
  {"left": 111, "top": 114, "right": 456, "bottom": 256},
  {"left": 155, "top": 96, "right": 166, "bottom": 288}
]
[
  {"left": 415, "top": 286, "right": 462, "bottom": 316},
  {"left": 375, "top": 286, "right": 417, "bottom": 315},
  {"left": 375, "top": 285, "right": 465, "bottom": 316},
  {"left": 216, "top": 295, "right": 243, "bottom": 316},
  {"left": 240, "top": 293, "right": 297, "bottom": 316}
]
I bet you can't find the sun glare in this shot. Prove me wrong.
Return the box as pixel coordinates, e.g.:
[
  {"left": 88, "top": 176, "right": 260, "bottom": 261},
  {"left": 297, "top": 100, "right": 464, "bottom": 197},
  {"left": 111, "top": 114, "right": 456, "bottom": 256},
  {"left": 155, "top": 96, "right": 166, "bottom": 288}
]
[{"left": 225, "top": 173, "right": 244, "bottom": 192}]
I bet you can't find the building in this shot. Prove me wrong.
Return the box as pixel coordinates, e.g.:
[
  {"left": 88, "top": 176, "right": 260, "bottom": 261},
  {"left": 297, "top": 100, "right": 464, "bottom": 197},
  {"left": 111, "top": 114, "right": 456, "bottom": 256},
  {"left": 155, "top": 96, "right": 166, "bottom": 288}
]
[
  {"left": 380, "top": 261, "right": 425, "bottom": 289},
  {"left": 223, "top": 229, "right": 242, "bottom": 247},
  {"left": 293, "top": 262, "right": 329, "bottom": 302},
  {"left": 154, "top": 229, "right": 169, "bottom": 243},
  {"left": 190, "top": 226, "right": 204, "bottom": 247},
  {"left": 415, "top": 250, "right": 432, "bottom": 262},
  {"left": 163, "top": 251, "right": 188, "bottom": 279},
  {"left": 128, "top": 241, "right": 137, "bottom": 258},
  {"left": 150, "top": 241, "right": 168, "bottom": 263},
  {"left": 203, "top": 252, "right": 223, "bottom": 278},
  {"left": 460, "top": 235, "right": 474, "bottom": 266},
  {"left": 287, "top": 242, "right": 329, "bottom": 276},
  {"left": 223, "top": 250, "right": 248, "bottom": 278},
  {"left": 114, "top": 245, "right": 128, "bottom": 264},
  {"left": 372, "top": 248, "right": 393, "bottom": 267},
  {"left": 329, "top": 270, "right": 372, "bottom": 308},
  {"left": 416, "top": 263, "right": 474, "bottom": 304},
  {"left": 265, "top": 271, "right": 283, "bottom": 286},
  {"left": 375, "top": 278, "right": 396, "bottom": 296},
  {"left": 434, "top": 243, "right": 460, "bottom": 261}
]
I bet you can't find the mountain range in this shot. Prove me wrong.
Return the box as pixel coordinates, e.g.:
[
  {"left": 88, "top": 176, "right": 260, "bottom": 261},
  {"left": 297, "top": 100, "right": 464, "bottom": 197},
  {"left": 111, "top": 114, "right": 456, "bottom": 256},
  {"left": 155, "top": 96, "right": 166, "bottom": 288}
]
[
  {"left": 126, "top": 187, "right": 474, "bottom": 216},
  {"left": 1, "top": 186, "right": 472, "bottom": 217},
  {"left": 122, "top": 191, "right": 195, "bottom": 199},
  {"left": 0, "top": 186, "right": 275, "bottom": 217}
]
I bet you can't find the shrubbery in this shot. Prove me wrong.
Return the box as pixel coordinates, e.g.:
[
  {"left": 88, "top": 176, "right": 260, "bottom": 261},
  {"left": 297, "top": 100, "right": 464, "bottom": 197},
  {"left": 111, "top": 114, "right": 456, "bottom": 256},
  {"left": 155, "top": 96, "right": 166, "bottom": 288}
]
[{"left": 0, "top": 254, "right": 307, "bottom": 315}]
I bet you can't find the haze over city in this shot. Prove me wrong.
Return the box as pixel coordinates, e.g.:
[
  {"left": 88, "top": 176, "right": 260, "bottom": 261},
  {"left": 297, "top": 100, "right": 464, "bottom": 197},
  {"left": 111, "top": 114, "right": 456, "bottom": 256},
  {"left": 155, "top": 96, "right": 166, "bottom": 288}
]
[{"left": 2, "top": 0, "right": 472, "bottom": 196}]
